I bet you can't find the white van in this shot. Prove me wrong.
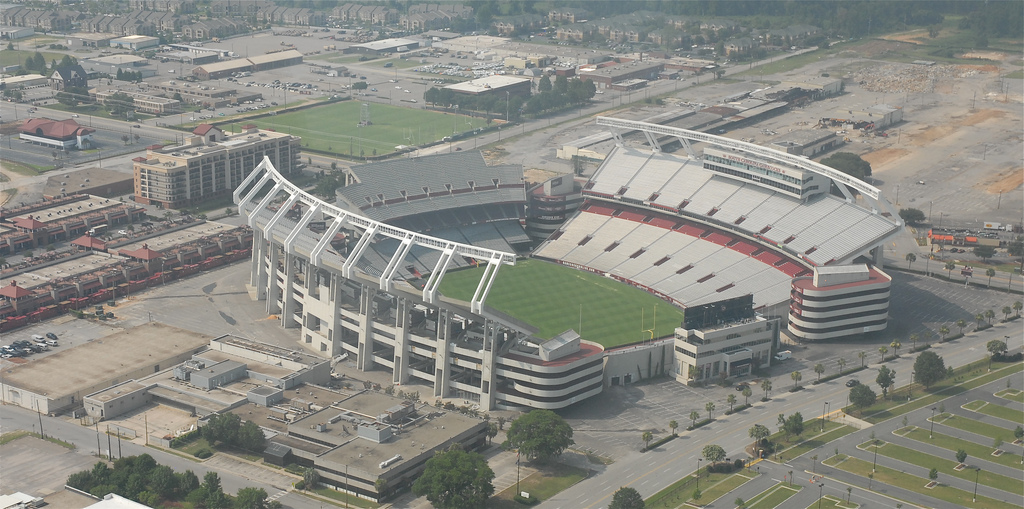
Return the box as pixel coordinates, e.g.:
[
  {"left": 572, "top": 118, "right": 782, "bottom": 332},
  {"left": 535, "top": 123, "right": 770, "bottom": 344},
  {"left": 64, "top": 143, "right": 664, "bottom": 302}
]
[
  {"left": 46, "top": 339, "right": 59, "bottom": 346},
  {"left": 32, "top": 334, "right": 45, "bottom": 341}
]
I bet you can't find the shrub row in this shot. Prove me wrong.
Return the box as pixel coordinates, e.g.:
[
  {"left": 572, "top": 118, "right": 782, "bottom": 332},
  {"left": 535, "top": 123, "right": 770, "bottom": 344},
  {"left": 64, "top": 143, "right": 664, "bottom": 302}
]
[
  {"left": 812, "top": 365, "right": 868, "bottom": 385},
  {"left": 941, "top": 333, "right": 964, "bottom": 343},
  {"left": 193, "top": 448, "right": 213, "bottom": 459},
  {"left": 909, "top": 344, "right": 932, "bottom": 353},
  {"left": 514, "top": 493, "right": 539, "bottom": 505},
  {"left": 687, "top": 418, "right": 714, "bottom": 431},
  {"left": 641, "top": 434, "right": 678, "bottom": 452},
  {"left": 169, "top": 428, "right": 202, "bottom": 449},
  {"left": 705, "top": 459, "right": 746, "bottom": 474},
  {"left": 725, "top": 404, "right": 751, "bottom": 415},
  {"left": 788, "top": 386, "right": 805, "bottom": 393}
]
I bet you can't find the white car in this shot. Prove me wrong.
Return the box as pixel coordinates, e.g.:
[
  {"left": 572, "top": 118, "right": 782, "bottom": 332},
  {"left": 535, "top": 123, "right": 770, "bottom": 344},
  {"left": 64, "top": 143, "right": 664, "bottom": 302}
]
[{"left": 117, "top": 230, "right": 128, "bottom": 235}]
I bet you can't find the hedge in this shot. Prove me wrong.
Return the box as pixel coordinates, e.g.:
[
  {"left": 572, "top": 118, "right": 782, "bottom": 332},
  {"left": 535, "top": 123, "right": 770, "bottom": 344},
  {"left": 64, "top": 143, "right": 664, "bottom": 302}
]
[
  {"left": 812, "top": 365, "right": 867, "bottom": 385},
  {"left": 641, "top": 434, "right": 678, "bottom": 452},
  {"left": 687, "top": 418, "right": 714, "bottom": 431},
  {"left": 193, "top": 448, "right": 213, "bottom": 459},
  {"left": 514, "top": 494, "right": 539, "bottom": 505},
  {"left": 725, "top": 404, "right": 751, "bottom": 415}
]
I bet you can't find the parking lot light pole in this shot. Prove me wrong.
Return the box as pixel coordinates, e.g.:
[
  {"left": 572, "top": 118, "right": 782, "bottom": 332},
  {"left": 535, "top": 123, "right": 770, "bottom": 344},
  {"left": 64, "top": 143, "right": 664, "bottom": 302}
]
[
  {"left": 930, "top": 407, "right": 936, "bottom": 438},
  {"left": 696, "top": 458, "right": 702, "bottom": 492},
  {"left": 817, "top": 483, "right": 825, "bottom": 509},
  {"left": 821, "top": 401, "right": 829, "bottom": 432},
  {"left": 973, "top": 468, "right": 980, "bottom": 502}
]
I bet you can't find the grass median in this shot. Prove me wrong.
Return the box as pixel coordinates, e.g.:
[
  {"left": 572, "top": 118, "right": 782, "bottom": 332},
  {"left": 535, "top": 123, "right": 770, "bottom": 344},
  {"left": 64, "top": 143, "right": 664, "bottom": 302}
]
[
  {"left": 897, "top": 426, "right": 1024, "bottom": 470},
  {"left": 932, "top": 412, "right": 1018, "bottom": 443},
  {"left": 781, "top": 425, "right": 857, "bottom": 460},
  {"left": 824, "top": 454, "right": 1018, "bottom": 509},
  {"left": 645, "top": 468, "right": 733, "bottom": 509},
  {"left": 743, "top": 482, "right": 801, "bottom": 509},
  {"left": 962, "top": 400, "right": 1024, "bottom": 424},
  {"left": 803, "top": 494, "right": 857, "bottom": 509},
  {"left": 489, "top": 463, "right": 588, "bottom": 508},
  {"left": 697, "top": 470, "right": 757, "bottom": 505},
  {"left": 860, "top": 440, "right": 1022, "bottom": 495},
  {"left": 995, "top": 388, "right": 1024, "bottom": 403}
]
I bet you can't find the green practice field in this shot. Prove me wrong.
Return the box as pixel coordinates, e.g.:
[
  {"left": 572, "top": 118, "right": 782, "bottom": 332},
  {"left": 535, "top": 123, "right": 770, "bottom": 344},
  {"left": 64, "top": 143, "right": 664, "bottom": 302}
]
[
  {"left": 437, "top": 259, "right": 685, "bottom": 348},
  {"left": 253, "top": 101, "right": 488, "bottom": 156}
]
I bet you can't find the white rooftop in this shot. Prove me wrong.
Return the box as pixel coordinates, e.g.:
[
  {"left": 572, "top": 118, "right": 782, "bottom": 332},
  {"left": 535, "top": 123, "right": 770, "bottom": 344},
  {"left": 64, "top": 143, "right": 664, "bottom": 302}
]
[{"left": 445, "top": 75, "right": 530, "bottom": 94}]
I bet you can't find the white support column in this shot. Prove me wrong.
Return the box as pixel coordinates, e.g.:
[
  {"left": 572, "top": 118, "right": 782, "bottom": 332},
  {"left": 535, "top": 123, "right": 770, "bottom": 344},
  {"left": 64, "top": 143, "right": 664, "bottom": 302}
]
[
  {"left": 392, "top": 297, "right": 410, "bottom": 385},
  {"left": 357, "top": 284, "right": 376, "bottom": 371},
  {"left": 232, "top": 155, "right": 271, "bottom": 204},
  {"left": 249, "top": 228, "right": 264, "bottom": 289},
  {"left": 422, "top": 245, "right": 455, "bottom": 304},
  {"left": 342, "top": 226, "right": 376, "bottom": 280},
  {"left": 379, "top": 234, "right": 414, "bottom": 293},
  {"left": 280, "top": 253, "right": 297, "bottom": 328},
  {"left": 676, "top": 137, "right": 697, "bottom": 159},
  {"left": 310, "top": 215, "right": 346, "bottom": 266},
  {"left": 433, "top": 308, "right": 452, "bottom": 399},
  {"left": 643, "top": 130, "right": 661, "bottom": 152},
  {"left": 284, "top": 202, "right": 321, "bottom": 253},
  {"left": 471, "top": 255, "right": 503, "bottom": 314},
  {"left": 250, "top": 182, "right": 285, "bottom": 229},
  {"left": 478, "top": 319, "right": 499, "bottom": 412},
  {"left": 263, "top": 193, "right": 300, "bottom": 240},
  {"left": 237, "top": 170, "right": 272, "bottom": 216},
  {"left": 266, "top": 246, "right": 281, "bottom": 315}
]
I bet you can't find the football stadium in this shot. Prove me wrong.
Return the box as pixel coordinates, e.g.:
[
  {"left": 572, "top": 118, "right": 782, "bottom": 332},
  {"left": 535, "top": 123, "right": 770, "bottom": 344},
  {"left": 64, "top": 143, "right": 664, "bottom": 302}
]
[{"left": 234, "top": 118, "right": 901, "bottom": 411}]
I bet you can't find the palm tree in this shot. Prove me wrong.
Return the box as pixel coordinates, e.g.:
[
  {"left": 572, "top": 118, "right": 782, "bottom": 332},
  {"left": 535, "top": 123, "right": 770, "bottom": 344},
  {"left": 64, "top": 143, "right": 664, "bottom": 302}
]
[
  {"left": 939, "top": 325, "right": 950, "bottom": 341},
  {"left": 909, "top": 334, "right": 919, "bottom": 351},
  {"left": 1014, "top": 301, "right": 1023, "bottom": 317},
  {"left": 642, "top": 431, "right": 653, "bottom": 450},
  {"left": 955, "top": 319, "right": 967, "bottom": 335},
  {"left": 1003, "top": 306, "right": 1013, "bottom": 321},
  {"left": 905, "top": 252, "right": 916, "bottom": 270},
  {"left": 878, "top": 345, "right": 888, "bottom": 362},
  {"left": 669, "top": 420, "right": 678, "bottom": 436},
  {"left": 791, "top": 370, "right": 802, "bottom": 389},
  {"left": 689, "top": 410, "right": 700, "bottom": 428},
  {"left": 742, "top": 386, "right": 752, "bottom": 405},
  {"left": 984, "top": 309, "right": 995, "bottom": 324},
  {"left": 814, "top": 363, "right": 825, "bottom": 381},
  {"left": 858, "top": 351, "right": 867, "bottom": 367},
  {"left": 837, "top": 357, "right": 847, "bottom": 374},
  {"left": 727, "top": 394, "right": 737, "bottom": 412},
  {"left": 975, "top": 313, "right": 985, "bottom": 328},
  {"left": 890, "top": 341, "right": 901, "bottom": 358},
  {"left": 706, "top": 401, "right": 716, "bottom": 420},
  {"left": 761, "top": 379, "right": 772, "bottom": 400},
  {"left": 986, "top": 268, "right": 996, "bottom": 287},
  {"left": 945, "top": 261, "right": 956, "bottom": 278}
]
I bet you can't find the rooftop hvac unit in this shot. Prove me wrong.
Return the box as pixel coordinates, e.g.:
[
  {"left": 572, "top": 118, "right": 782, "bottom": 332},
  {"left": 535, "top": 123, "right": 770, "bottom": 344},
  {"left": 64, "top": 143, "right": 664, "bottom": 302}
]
[{"left": 379, "top": 454, "right": 402, "bottom": 469}]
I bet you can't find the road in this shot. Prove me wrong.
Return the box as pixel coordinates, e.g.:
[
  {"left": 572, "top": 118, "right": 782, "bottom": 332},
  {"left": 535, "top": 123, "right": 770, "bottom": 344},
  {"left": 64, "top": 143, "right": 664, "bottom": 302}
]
[
  {"left": 540, "top": 318, "right": 1023, "bottom": 508},
  {"left": 0, "top": 404, "right": 325, "bottom": 509}
]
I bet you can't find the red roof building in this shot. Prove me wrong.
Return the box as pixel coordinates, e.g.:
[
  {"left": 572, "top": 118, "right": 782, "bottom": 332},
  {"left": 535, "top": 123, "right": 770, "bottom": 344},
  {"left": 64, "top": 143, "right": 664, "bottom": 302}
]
[
  {"left": 19, "top": 118, "right": 95, "bottom": 150},
  {"left": 12, "top": 215, "right": 47, "bottom": 231},
  {"left": 119, "top": 243, "right": 164, "bottom": 261},
  {"left": 72, "top": 234, "right": 108, "bottom": 251},
  {"left": 0, "top": 280, "right": 34, "bottom": 300}
]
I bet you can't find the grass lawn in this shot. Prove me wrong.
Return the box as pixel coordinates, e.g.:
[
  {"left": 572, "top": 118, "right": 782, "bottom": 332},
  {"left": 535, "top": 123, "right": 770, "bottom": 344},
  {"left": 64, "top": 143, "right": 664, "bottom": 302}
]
[
  {"left": 696, "top": 470, "right": 757, "bottom": 505},
  {"left": 1005, "top": 70, "right": 1024, "bottom": 79},
  {"left": 995, "top": 388, "right": 1024, "bottom": 403},
  {"left": 932, "top": 413, "right": 1018, "bottom": 443},
  {"left": 851, "top": 360, "right": 1024, "bottom": 424},
  {"left": 250, "top": 101, "right": 489, "bottom": 156},
  {"left": 645, "top": 468, "right": 733, "bottom": 509},
  {"left": 803, "top": 494, "right": 858, "bottom": 509},
  {"left": 860, "top": 440, "right": 1022, "bottom": 495},
  {"left": 962, "top": 400, "right": 1024, "bottom": 424},
  {"left": 375, "top": 58, "right": 421, "bottom": 70},
  {"left": 310, "top": 488, "right": 379, "bottom": 508},
  {"left": 780, "top": 424, "right": 857, "bottom": 460},
  {"left": 898, "top": 427, "right": 1024, "bottom": 470},
  {"left": 824, "top": 454, "right": 1018, "bottom": 509},
  {"left": 2, "top": 159, "right": 54, "bottom": 176},
  {"left": 744, "top": 482, "right": 801, "bottom": 509},
  {"left": 0, "top": 49, "right": 68, "bottom": 68},
  {"left": 438, "top": 259, "right": 685, "bottom": 347},
  {"left": 489, "top": 463, "right": 588, "bottom": 508}
]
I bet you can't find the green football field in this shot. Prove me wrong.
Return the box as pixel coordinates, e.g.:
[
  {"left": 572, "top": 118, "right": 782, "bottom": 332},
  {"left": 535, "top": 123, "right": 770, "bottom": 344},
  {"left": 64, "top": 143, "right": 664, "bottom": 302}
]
[
  {"left": 253, "top": 101, "right": 488, "bottom": 156},
  {"left": 437, "top": 259, "right": 686, "bottom": 348}
]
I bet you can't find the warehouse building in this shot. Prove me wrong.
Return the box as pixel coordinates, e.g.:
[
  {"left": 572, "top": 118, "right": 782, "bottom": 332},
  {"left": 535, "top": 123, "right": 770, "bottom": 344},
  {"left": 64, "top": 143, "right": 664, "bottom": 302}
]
[
  {"left": 578, "top": 61, "right": 664, "bottom": 89},
  {"left": 347, "top": 37, "right": 419, "bottom": 55},
  {"left": 192, "top": 50, "right": 303, "bottom": 80},
  {"left": 443, "top": 75, "right": 531, "bottom": 98},
  {"left": 109, "top": 35, "right": 160, "bottom": 51}
]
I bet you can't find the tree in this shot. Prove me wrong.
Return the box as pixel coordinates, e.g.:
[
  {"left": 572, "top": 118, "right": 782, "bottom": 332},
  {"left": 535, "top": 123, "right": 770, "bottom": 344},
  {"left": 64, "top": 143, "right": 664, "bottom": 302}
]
[
  {"left": 702, "top": 444, "right": 726, "bottom": 466},
  {"left": 878, "top": 346, "right": 888, "bottom": 362},
  {"left": 235, "top": 487, "right": 269, "bottom": 509},
  {"left": 909, "top": 334, "right": 919, "bottom": 352},
  {"left": 148, "top": 465, "right": 178, "bottom": 499},
  {"left": 761, "top": 379, "right": 772, "bottom": 400},
  {"left": 955, "top": 449, "right": 967, "bottom": 466},
  {"left": 412, "top": 446, "right": 494, "bottom": 509},
  {"left": 975, "top": 313, "right": 985, "bottom": 328},
  {"left": 973, "top": 245, "right": 995, "bottom": 261},
  {"left": 945, "top": 261, "right": 957, "bottom": 278},
  {"left": 1014, "top": 426, "right": 1023, "bottom": 441},
  {"left": 106, "top": 91, "right": 135, "bottom": 116},
  {"left": 486, "top": 422, "right": 498, "bottom": 444},
  {"left": 984, "top": 309, "right": 995, "bottom": 324},
  {"left": 837, "top": 357, "right": 847, "bottom": 373},
  {"left": 986, "top": 339, "right": 1007, "bottom": 364},
  {"left": 890, "top": 340, "right": 901, "bottom": 358},
  {"left": 955, "top": 319, "right": 967, "bottom": 335},
  {"left": 538, "top": 75, "right": 552, "bottom": 93},
  {"left": 1003, "top": 306, "right": 1012, "bottom": 321},
  {"left": 741, "top": 386, "right": 752, "bottom": 405},
  {"left": 914, "top": 351, "right": 946, "bottom": 388},
  {"left": 905, "top": 252, "right": 917, "bottom": 269},
  {"left": 177, "top": 470, "right": 199, "bottom": 496},
  {"left": 876, "top": 366, "right": 896, "bottom": 399},
  {"left": 302, "top": 467, "right": 319, "bottom": 490},
  {"left": 237, "top": 420, "right": 265, "bottom": 452},
  {"left": 858, "top": 351, "right": 867, "bottom": 367},
  {"left": 939, "top": 325, "right": 950, "bottom": 341},
  {"left": 929, "top": 468, "right": 938, "bottom": 482},
  {"left": 641, "top": 431, "right": 653, "bottom": 450},
  {"left": 791, "top": 370, "right": 802, "bottom": 389},
  {"left": 727, "top": 394, "right": 737, "bottom": 412},
  {"left": 783, "top": 413, "right": 804, "bottom": 439},
  {"left": 505, "top": 409, "right": 574, "bottom": 462},
  {"left": 352, "top": 81, "right": 368, "bottom": 90},
  {"left": 821, "top": 152, "right": 872, "bottom": 181},
  {"left": 1015, "top": 301, "right": 1023, "bottom": 317},
  {"left": 850, "top": 384, "right": 877, "bottom": 412},
  {"left": 899, "top": 208, "right": 926, "bottom": 225},
  {"left": 705, "top": 401, "right": 716, "bottom": 420},
  {"left": 814, "top": 363, "right": 825, "bottom": 381},
  {"left": 749, "top": 424, "right": 770, "bottom": 451},
  {"left": 609, "top": 486, "right": 645, "bottom": 509},
  {"left": 982, "top": 267, "right": 996, "bottom": 287},
  {"left": 689, "top": 410, "right": 701, "bottom": 428}
]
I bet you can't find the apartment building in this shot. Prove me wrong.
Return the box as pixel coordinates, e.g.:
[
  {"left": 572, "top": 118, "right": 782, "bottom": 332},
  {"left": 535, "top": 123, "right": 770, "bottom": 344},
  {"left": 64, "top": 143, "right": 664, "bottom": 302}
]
[{"left": 134, "top": 124, "right": 300, "bottom": 209}]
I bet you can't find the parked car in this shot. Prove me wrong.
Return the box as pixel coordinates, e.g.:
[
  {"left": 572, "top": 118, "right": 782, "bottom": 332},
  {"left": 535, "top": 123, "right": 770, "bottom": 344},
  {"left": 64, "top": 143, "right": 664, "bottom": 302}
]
[
  {"left": 45, "top": 332, "right": 57, "bottom": 340},
  {"left": 735, "top": 382, "right": 750, "bottom": 392},
  {"left": 845, "top": 379, "right": 860, "bottom": 387}
]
